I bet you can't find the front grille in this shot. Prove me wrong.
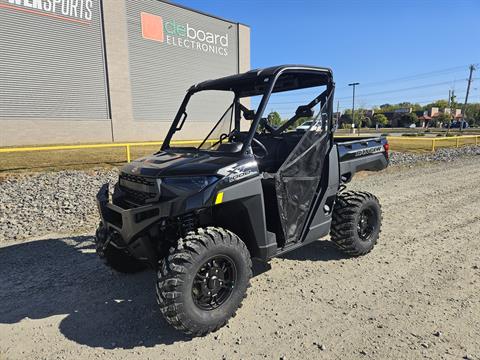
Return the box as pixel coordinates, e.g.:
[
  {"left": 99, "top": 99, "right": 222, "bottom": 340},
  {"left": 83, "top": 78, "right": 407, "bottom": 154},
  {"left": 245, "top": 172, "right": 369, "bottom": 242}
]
[
  {"left": 118, "top": 173, "right": 157, "bottom": 205},
  {"left": 119, "top": 173, "right": 155, "bottom": 186},
  {"left": 121, "top": 187, "right": 156, "bottom": 204}
]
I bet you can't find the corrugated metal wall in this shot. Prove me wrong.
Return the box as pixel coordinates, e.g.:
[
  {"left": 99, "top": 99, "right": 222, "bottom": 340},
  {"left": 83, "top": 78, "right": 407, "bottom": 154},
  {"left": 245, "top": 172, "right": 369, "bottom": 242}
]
[
  {"left": 0, "top": 0, "right": 109, "bottom": 119},
  {"left": 125, "top": 0, "right": 239, "bottom": 122}
]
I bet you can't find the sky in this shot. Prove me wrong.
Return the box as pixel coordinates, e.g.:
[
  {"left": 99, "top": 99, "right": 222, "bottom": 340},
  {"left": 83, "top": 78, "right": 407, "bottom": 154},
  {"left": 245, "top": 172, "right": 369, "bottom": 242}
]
[{"left": 177, "top": 0, "right": 480, "bottom": 115}]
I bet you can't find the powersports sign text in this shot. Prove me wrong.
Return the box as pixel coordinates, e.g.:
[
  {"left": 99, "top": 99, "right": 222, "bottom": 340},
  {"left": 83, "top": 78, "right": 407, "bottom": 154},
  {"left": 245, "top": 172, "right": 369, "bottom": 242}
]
[
  {"left": 3, "top": 0, "right": 93, "bottom": 23},
  {"left": 141, "top": 12, "right": 230, "bottom": 57}
]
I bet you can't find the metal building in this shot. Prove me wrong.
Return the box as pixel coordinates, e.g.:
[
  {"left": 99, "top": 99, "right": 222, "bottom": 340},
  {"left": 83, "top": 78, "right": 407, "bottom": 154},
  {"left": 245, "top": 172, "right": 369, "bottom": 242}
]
[{"left": 0, "top": 0, "right": 250, "bottom": 146}]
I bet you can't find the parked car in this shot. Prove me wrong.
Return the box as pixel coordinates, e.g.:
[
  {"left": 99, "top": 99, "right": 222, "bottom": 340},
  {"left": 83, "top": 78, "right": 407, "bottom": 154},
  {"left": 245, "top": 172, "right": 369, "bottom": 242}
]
[
  {"left": 296, "top": 120, "right": 313, "bottom": 132},
  {"left": 449, "top": 120, "right": 469, "bottom": 129}
]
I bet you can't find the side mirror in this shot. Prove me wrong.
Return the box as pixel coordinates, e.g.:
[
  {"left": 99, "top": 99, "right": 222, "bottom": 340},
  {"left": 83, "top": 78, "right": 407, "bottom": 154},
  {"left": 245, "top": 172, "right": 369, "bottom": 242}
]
[
  {"left": 243, "top": 109, "right": 255, "bottom": 120},
  {"left": 295, "top": 105, "right": 314, "bottom": 118}
]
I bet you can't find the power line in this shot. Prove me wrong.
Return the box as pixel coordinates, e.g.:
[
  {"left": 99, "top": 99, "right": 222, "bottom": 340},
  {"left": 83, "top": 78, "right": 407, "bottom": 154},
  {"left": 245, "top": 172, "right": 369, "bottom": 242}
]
[
  {"left": 356, "top": 64, "right": 476, "bottom": 88},
  {"left": 266, "top": 79, "right": 477, "bottom": 106},
  {"left": 264, "top": 63, "right": 479, "bottom": 100},
  {"left": 271, "top": 90, "right": 467, "bottom": 106},
  {"left": 270, "top": 92, "right": 469, "bottom": 114},
  {"left": 336, "top": 79, "right": 478, "bottom": 100}
]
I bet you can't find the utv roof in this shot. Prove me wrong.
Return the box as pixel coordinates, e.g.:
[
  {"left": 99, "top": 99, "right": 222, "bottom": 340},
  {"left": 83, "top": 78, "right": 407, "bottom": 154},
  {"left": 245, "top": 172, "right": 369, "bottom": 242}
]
[{"left": 191, "top": 65, "right": 333, "bottom": 97}]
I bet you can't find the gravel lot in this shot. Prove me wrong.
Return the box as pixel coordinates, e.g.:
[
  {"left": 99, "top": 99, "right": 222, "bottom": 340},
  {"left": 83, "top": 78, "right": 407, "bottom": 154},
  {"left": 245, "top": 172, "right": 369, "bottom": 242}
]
[
  {"left": 0, "top": 149, "right": 479, "bottom": 359},
  {"left": 1, "top": 146, "right": 479, "bottom": 243}
]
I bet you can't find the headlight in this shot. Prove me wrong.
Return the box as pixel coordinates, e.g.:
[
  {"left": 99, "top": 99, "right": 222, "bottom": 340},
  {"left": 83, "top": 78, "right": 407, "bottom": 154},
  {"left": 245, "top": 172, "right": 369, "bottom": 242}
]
[{"left": 161, "top": 176, "right": 219, "bottom": 195}]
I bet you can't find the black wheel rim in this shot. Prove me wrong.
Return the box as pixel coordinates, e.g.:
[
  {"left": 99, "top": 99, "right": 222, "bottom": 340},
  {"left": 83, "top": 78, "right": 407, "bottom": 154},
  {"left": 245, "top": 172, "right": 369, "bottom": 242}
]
[
  {"left": 192, "top": 255, "right": 237, "bottom": 311},
  {"left": 357, "top": 207, "right": 377, "bottom": 242}
]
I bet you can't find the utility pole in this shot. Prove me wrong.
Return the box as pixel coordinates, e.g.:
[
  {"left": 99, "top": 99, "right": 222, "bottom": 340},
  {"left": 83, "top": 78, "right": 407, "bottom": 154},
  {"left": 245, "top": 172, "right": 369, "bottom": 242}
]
[
  {"left": 460, "top": 64, "right": 476, "bottom": 132},
  {"left": 348, "top": 82, "right": 360, "bottom": 135}
]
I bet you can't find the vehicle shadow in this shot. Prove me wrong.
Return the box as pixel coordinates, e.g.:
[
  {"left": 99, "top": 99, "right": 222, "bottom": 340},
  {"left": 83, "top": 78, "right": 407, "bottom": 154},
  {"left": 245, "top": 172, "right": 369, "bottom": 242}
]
[
  {"left": 280, "top": 240, "right": 347, "bottom": 261},
  {"left": 0, "top": 235, "right": 189, "bottom": 349}
]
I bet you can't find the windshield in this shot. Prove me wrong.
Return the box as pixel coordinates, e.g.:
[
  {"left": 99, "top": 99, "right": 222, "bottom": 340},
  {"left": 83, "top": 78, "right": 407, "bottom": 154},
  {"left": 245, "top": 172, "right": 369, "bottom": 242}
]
[
  {"left": 167, "top": 90, "right": 238, "bottom": 152},
  {"left": 162, "top": 69, "right": 332, "bottom": 155}
]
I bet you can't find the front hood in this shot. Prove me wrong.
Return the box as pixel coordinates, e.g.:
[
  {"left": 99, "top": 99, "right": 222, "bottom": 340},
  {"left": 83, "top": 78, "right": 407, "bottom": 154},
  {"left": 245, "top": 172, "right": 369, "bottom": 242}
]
[{"left": 121, "top": 151, "right": 239, "bottom": 178}]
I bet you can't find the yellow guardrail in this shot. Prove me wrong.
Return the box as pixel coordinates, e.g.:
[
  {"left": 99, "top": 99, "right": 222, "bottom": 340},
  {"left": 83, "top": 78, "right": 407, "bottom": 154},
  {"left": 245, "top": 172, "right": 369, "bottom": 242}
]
[
  {"left": 0, "top": 140, "right": 216, "bottom": 163},
  {"left": 386, "top": 134, "right": 480, "bottom": 152},
  {"left": 0, "top": 135, "right": 478, "bottom": 163}
]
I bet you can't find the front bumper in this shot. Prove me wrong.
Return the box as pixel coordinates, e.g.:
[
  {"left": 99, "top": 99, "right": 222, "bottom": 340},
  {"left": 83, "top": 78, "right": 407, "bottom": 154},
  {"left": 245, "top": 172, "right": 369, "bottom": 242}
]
[{"left": 96, "top": 183, "right": 170, "bottom": 261}]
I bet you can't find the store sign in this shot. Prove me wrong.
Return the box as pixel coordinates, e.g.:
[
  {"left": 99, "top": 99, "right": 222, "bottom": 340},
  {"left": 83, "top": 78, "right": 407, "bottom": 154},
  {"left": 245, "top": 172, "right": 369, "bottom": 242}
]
[
  {"left": 141, "top": 12, "right": 230, "bottom": 57},
  {"left": 3, "top": 0, "right": 93, "bottom": 23}
]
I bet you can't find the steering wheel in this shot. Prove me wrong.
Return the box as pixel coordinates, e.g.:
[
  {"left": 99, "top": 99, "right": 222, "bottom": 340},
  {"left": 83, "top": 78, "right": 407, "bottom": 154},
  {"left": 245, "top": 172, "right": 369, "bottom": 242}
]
[
  {"left": 229, "top": 131, "right": 268, "bottom": 159},
  {"left": 251, "top": 137, "right": 269, "bottom": 159}
]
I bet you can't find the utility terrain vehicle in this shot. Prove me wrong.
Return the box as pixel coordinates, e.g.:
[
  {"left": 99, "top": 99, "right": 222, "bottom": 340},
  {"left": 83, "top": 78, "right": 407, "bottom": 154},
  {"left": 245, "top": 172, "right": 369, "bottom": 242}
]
[{"left": 96, "top": 65, "right": 389, "bottom": 336}]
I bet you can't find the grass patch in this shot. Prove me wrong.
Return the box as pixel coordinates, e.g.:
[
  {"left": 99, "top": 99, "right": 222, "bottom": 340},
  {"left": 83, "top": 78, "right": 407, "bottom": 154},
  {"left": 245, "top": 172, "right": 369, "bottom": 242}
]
[{"left": 0, "top": 145, "right": 168, "bottom": 173}]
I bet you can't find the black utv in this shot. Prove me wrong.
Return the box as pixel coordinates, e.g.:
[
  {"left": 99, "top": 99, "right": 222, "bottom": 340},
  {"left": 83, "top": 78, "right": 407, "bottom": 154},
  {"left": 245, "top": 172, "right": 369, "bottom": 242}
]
[{"left": 95, "top": 65, "right": 389, "bottom": 336}]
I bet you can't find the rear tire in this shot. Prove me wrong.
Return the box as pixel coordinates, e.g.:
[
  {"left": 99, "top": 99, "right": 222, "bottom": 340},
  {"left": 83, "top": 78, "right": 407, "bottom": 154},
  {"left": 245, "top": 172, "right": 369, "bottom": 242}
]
[
  {"left": 95, "top": 225, "right": 146, "bottom": 274},
  {"left": 330, "top": 191, "right": 382, "bottom": 256},
  {"left": 156, "top": 227, "right": 252, "bottom": 336}
]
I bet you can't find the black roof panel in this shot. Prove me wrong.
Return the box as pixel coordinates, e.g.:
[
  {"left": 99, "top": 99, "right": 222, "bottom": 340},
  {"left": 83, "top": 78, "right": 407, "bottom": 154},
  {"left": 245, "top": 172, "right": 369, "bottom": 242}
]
[{"left": 191, "top": 65, "right": 333, "bottom": 96}]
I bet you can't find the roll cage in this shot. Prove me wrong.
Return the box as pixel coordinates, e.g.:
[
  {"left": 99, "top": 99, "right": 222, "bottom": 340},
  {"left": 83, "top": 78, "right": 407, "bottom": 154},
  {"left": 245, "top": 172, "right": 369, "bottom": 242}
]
[{"left": 161, "top": 65, "right": 335, "bottom": 155}]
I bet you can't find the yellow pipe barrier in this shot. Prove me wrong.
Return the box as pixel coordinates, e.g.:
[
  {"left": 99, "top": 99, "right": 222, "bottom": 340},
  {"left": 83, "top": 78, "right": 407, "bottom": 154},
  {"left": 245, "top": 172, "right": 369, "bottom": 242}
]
[
  {"left": 0, "top": 140, "right": 195, "bottom": 153},
  {"left": 0, "top": 135, "right": 479, "bottom": 161},
  {"left": 0, "top": 139, "right": 219, "bottom": 163},
  {"left": 126, "top": 144, "right": 131, "bottom": 163}
]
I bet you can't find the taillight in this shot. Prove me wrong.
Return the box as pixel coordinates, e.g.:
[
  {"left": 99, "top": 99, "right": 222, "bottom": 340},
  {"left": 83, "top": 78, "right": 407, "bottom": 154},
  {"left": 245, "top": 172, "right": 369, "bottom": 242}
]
[{"left": 384, "top": 143, "right": 389, "bottom": 159}]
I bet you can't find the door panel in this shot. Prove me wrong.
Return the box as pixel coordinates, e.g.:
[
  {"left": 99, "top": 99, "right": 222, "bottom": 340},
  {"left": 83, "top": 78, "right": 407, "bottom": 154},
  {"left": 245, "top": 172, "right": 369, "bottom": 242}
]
[{"left": 275, "top": 122, "right": 329, "bottom": 244}]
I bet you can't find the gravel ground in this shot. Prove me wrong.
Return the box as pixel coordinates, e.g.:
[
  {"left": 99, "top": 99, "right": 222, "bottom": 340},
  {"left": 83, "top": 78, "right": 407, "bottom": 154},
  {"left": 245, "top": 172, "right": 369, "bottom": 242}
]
[
  {"left": 0, "top": 151, "right": 479, "bottom": 359},
  {"left": 0, "top": 170, "right": 117, "bottom": 241},
  {"left": 0, "top": 147, "right": 480, "bottom": 242},
  {"left": 389, "top": 146, "right": 480, "bottom": 166},
  {"left": 1, "top": 146, "right": 479, "bottom": 243}
]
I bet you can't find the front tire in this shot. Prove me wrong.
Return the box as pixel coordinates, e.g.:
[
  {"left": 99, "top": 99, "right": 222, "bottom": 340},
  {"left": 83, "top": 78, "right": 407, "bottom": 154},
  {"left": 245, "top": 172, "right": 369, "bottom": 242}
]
[
  {"left": 156, "top": 227, "right": 252, "bottom": 336},
  {"left": 330, "top": 191, "right": 382, "bottom": 256}
]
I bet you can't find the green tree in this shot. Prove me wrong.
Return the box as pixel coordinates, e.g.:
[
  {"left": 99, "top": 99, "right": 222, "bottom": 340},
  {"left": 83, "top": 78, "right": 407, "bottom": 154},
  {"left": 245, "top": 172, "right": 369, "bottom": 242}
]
[
  {"left": 435, "top": 112, "right": 451, "bottom": 129},
  {"left": 360, "top": 115, "right": 372, "bottom": 128},
  {"left": 379, "top": 103, "right": 393, "bottom": 112},
  {"left": 399, "top": 112, "right": 418, "bottom": 127},
  {"left": 467, "top": 104, "right": 480, "bottom": 126},
  {"left": 423, "top": 100, "right": 449, "bottom": 110},
  {"left": 398, "top": 102, "right": 423, "bottom": 111},
  {"left": 342, "top": 109, "right": 367, "bottom": 128},
  {"left": 445, "top": 93, "right": 457, "bottom": 134},
  {"left": 377, "top": 102, "right": 422, "bottom": 113},
  {"left": 340, "top": 111, "right": 352, "bottom": 126},
  {"left": 373, "top": 113, "right": 388, "bottom": 127},
  {"left": 267, "top": 111, "right": 283, "bottom": 127}
]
